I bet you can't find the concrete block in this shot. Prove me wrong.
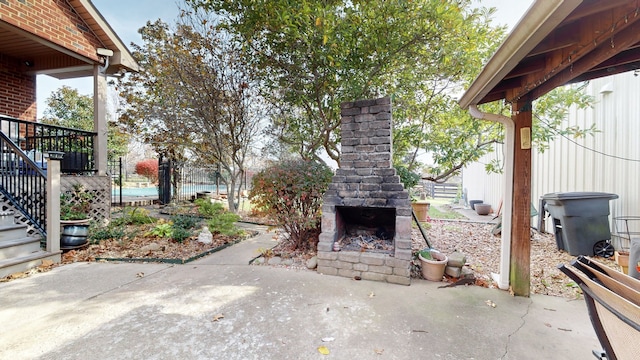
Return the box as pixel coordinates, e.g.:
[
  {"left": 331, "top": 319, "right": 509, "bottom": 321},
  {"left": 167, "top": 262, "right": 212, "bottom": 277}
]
[
  {"left": 369, "top": 265, "right": 393, "bottom": 275},
  {"left": 317, "top": 251, "right": 338, "bottom": 260},
  {"left": 338, "top": 252, "right": 361, "bottom": 263},
  {"left": 337, "top": 269, "right": 361, "bottom": 278},
  {"left": 360, "top": 253, "right": 386, "bottom": 265},
  {"left": 317, "top": 266, "right": 338, "bottom": 276},
  {"left": 360, "top": 272, "right": 388, "bottom": 282},
  {"left": 395, "top": 248, "right": 412, "bottom": 260},
  {"left": 445, "top": 266, "right": 462, "bottom": 278},
  {"left": 461, "top": 267, "right": 475, "bottom": 279},
  {"left": 393, "top": 267, "right": 411, "bottom": 277},
  {"left": 447, "top": 251, "right": 467, "bottom": 268},
  {"left": 353, "top": 263, "right": 369, "bottom": 272}
]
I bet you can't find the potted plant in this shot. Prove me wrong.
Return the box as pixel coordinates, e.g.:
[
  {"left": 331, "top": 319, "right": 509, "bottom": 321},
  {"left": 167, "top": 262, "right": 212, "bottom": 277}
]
[
  {"left": 418, "top": 248, "right": 448, "bottom": 281},
  {"left": 411, "top": 192, "right": 431, "bottom": 222},
  {"left": 60, "top": 184, "right": 93, "bottom": 247}
]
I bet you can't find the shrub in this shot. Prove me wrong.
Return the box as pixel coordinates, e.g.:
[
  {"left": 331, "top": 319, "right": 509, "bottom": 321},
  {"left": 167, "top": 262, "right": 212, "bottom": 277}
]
[
  {"left": 249, "top": 159, "right": 333, "bottom": 251},
  {"left": 113, "top": 207, "right": 156, "bottom": 226},
  {"left": 194, "top": 199, "right": 241, "bottom": 236},
  {"left": 171, "top": 227, "right": 192, "bottom": 243},
  {"left": 89, "top": 224, "right": 125, "bottom": 242},
  {"left": 170, "top": 214, "right": 199, "bottom": 230},
  {"left": 135, "top": 159, "right": 159, "bottom": 183}
]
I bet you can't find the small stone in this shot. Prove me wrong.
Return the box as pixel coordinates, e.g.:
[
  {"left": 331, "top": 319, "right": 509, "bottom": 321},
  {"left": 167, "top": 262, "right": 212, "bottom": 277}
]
[
  {"left": 306, "top": 256, "right": 318, "bottom": 269},
  {"left": 282, "top": 258, "right": 294, "bottom": 266},
  {"left": 140, "top": 242, "right": 161, "bottom": 252},
  {"left": 268, "top": 256, "right": 282, "bottom": 265},
  {"left": 197, "top": 226, "right": 213, "bottom": 244},
  {"left": 445, "top": 266, "right": 462, "bottom": 278},
  {"left": 461, "top": 266, "right": 475, "bottom": 280},
  {"left": 253, "top": 257, "right": 265, "bottom": 265},
  {"left": 447, "top": 251, "right": 467, "bottom": 268}
]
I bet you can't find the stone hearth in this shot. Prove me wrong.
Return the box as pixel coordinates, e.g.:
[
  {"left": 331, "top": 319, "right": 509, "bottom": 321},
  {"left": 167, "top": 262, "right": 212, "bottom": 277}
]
[{"left": 317, "top": 96, "right": 412, "bottom": 285}]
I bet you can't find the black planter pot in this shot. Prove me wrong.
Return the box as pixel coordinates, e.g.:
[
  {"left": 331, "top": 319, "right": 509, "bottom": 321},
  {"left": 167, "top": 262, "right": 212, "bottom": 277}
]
[
  {"left": 60, "top": 222, "right": 90, "bottom": 248},
  {"left": 469, "top": 200, "right": 483, "bottom": 210}
]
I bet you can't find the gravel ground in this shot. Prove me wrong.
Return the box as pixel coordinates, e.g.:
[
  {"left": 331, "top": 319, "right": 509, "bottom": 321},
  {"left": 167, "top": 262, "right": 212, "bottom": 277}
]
[{"left": 413, "top": 218, "right": 620, "bottom": 298}]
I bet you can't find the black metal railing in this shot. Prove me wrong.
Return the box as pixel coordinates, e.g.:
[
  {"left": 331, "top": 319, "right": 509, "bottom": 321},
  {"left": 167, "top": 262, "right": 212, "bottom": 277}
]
[
  {"left": 0, "top": 132, "right": 47, "bottom": 236},
  {"left": 0, "top": 115, "right": 96, "bottom": 173}
]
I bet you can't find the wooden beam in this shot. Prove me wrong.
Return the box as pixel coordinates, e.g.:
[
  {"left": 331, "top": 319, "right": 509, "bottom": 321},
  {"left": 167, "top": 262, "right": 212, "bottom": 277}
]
[
  {"left": 509, "top": 98, "right": 532, "bottom": 297},
  {"left": 512, "top": 5, "right": 640, "bottom": 102},
  {"left": 530, "top": 18, "right": 640, "bottom": 100}
]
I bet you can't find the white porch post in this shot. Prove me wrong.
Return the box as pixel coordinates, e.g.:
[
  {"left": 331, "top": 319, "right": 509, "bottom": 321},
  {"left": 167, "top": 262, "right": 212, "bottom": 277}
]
[
  {"left": 93, "top": 64, "right": 108, "bottom": 176},
  {"left": 46, "top": 152, "right": 64, "bottom": 254}
]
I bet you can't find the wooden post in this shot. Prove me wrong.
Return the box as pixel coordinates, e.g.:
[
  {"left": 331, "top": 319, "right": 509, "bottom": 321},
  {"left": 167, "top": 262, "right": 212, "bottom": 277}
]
[{"left": 510, "top": 99, "right": 532, "bottom": 297}]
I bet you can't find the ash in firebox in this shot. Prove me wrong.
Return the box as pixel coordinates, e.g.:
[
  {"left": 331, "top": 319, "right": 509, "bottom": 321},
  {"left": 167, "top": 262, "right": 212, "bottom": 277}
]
[{"left": 338, "top": 227, "right": 394, "bottom": 253}]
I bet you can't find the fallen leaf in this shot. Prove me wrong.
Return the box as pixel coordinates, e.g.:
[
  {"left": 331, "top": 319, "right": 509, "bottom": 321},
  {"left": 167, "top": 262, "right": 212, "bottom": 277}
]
[
  {"left": 374, "top": 349, "right": 384, "bottom": 355},
  {"left": 544, "top": 323, "right": 552, "bottom": 327},
  {"left": 212, "top": 314, "right": 224, "bottom": 322},
  {"left": 318, "top": 346, "right": 330, "bottom": 355},
  {"left": 369, "top": 291, "right": 375, "bottom": 298},
  {"left": 40, "top": 259, "right": 54, "bottom": 267},
  {"left": 485, "top": 300, "right": 496, "bottom": 308},
  {"left": 136, "top": 272, "right": 144, "bottom": 278}
]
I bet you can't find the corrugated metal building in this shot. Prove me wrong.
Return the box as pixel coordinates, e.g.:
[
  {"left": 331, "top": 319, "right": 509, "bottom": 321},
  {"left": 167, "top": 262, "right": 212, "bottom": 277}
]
[{"left": 463, "top": 71, "right": 640, "bottom": 248}]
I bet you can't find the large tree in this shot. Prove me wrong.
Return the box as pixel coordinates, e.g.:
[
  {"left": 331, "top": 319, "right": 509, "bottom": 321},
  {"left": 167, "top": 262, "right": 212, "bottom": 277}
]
[
  {"left": 116, "top": 11, "right": 263, "bottom": 211},
  {"left": 189, "top": 0, "right": 595, "bottom": 182},
  {"left": 40, "top": 86, "right": 129, "bottom": 161},
  {"left": 188, "top": 0, "right": 504, "bottom": 164}
]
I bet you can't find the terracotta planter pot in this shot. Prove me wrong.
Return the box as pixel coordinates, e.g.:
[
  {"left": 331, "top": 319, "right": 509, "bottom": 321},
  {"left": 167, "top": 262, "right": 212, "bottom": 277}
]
[
  {"left": 419, "top": 250, "right": 448, "bottom": 282},
  {"left": 412, "top": 202, "right": 430, "bottom": 222},
  {"left": 615, "top": 251, "right": 629, "bottom": 274}
]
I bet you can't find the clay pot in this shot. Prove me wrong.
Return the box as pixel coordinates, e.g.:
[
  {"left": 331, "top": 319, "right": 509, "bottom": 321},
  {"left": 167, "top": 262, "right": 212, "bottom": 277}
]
[
  {"left": 418, "top": 249, "right": 448, "bottom": 282},
  {"left": 475, "top": 203, "right": 492, "bottom": 216}
]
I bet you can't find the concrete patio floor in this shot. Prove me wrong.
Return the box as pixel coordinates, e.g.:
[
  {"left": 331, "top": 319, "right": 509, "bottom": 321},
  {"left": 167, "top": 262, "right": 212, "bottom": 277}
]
[{"left": 0, "top": 225, "right": 600, "bottom": 360}]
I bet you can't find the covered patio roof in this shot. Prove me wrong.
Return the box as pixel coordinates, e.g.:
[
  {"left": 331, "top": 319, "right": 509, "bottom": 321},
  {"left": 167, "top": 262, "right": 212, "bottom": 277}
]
[
  {"left": 0, "top": 0, "right": 138, "bottom": 79},
  {"left": 459, "top": 0, "right": 640, "bottom": 296},
  {"left": 460, "top": 0, "right": 640, "bottom": 108}
]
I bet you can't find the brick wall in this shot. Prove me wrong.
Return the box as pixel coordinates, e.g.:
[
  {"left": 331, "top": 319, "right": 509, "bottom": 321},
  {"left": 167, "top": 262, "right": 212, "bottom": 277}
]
[
  {"left": 317, "top": 97, "right": 413, "bottom": 285},
  {"left": 0, "top": 0, "right": 104, "bottom": 62},
  {"left": 0, "top": 54, "right": 36, "bottom": 120}
]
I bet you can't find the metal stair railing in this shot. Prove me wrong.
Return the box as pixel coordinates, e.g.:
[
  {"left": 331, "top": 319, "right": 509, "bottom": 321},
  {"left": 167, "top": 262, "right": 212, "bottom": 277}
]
[{"left": 0, "top": 131, "right": 47, "bottom": 236}]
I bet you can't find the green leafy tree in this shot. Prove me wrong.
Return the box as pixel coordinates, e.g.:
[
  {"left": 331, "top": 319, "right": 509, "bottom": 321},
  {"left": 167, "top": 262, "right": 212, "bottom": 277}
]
[
  {"left": 188, "top": 0, "right": 504, "bottom": 165},
  {"left": 40, "top": 86, "right": 130, "bottom": 161},
  {"left": 116, "top": 10, "right": 263, "bottom": 212},
  {"left": 190, "top": 0, "right": 596, "bottom": 182}
]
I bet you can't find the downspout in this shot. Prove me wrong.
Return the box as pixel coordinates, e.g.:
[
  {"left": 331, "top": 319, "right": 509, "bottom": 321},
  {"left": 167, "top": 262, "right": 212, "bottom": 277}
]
[{"left": 469, "top": 105, "right": 514, "bottom": 291}]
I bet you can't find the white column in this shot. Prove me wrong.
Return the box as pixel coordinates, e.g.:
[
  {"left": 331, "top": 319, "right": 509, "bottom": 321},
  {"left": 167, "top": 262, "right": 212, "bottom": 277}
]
[
  {"left": 93, "top": 64, "right": 108, "bottom": 176},
  {"left": 46, "top": 152, "right": 63, "bottom": 254}
]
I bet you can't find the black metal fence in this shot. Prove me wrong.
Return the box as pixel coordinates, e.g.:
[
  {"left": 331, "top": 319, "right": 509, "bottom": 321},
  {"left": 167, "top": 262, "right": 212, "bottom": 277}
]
[
  {"left": 108, "top": 157, "right": 123, "bottom": 206},
  {"left": 158, "top": 156, "right": 222, "bottom": 204}
]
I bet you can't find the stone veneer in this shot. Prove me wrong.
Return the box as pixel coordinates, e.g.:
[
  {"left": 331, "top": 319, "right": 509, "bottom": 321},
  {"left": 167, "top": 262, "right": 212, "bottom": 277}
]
[{"left": 317, "top": 96, "right": 412, "bottom": 285}]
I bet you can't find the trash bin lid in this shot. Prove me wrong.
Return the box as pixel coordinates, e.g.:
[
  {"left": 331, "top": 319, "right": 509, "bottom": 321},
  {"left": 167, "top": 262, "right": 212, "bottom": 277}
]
[{"left": 541, "top": 192, "right": 618, "bottom": 200}]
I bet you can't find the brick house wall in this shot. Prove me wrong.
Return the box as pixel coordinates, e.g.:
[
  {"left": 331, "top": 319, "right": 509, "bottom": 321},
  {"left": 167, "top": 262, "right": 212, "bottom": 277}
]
[
  {"left": 0, "top": 0, "right": 104, "bottom": 62},
  {"left": 0, "top": 0, "right": 106, "bottom": 120},
  {"left": 0, "top": 54, "right": 36, "bottom": 119}
]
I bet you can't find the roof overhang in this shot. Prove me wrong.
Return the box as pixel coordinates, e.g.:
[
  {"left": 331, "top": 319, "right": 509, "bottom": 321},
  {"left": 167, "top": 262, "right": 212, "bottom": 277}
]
[
  {"left": 459, "top": 0, "right": 640, "bottom": 108},
  {"left": 0, "top": 0, "right": 138, "bottom": 79}
]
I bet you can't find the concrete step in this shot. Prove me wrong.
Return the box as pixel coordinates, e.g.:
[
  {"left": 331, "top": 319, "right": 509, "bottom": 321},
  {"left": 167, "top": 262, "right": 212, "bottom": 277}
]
[
  {"left": 0, "top": 236, "right": 42, "bottom": 260},
  {"left": 0, "top": 250, "right": 61, "bottom": 279},
  {"left": 0, "top": 224, "right": 28, "bottom": 241}
]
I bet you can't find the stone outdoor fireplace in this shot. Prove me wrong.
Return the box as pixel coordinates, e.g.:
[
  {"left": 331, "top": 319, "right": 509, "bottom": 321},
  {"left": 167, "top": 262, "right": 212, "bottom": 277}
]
[{"left": 317, "top": 96, "right": 412, "bottom": 285}]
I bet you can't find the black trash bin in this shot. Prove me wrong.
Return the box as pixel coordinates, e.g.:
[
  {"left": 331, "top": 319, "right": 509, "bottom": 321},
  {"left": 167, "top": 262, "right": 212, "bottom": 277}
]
[{"left": 542, "top": 192, "right": 618, "bottom": 256}]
